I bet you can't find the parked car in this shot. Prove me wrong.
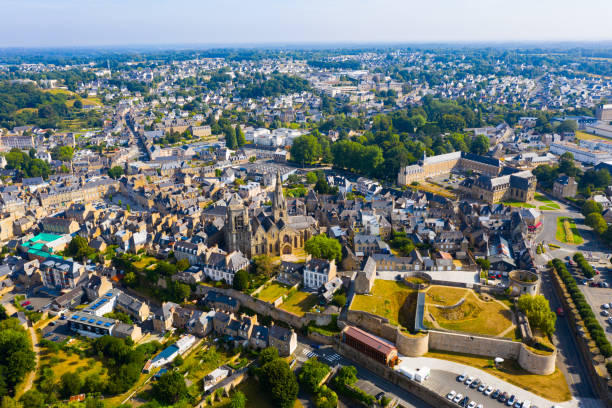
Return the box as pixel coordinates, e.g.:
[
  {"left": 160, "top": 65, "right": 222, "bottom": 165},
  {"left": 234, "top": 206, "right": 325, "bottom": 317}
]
[
  {"left": 522, "top": 400, "right": 531, "bottom": 408},
  {"left": 465, "top": 376, "right": 474, "bottom": 386},
  {"left": 468, "top": 401, "right": 477, "bottom": 408},
  {"left": 478, "top": 383, "right": 486, "bottom": 392},
  {"left": 458, "top": 373, "right": 467, "bottom": 382},
  {"left": 447, "top": 391, "right": 457, "bottom": 400},
  {"left": 484, "top": 386, "right": 493, "bottom": 396},
  {"left": 603, "top": 303, "right": 610, "bottom": 309},
  {"left": 498, "top": 392, "right": 508, "bottom": 403},
  {"left": 507, "top": 395, "right": 516, "bottom": 406},
  {"left": 21, "top": 301, "right": 31, "bottom": 306},
  {"left": 491, "top": 389, "right": 500, "bottom": 399},
  {"left": 453, "top": 394, "right": 463, "bottom": 404},
  {"left": 470, "top": 378, "right": 480, "bottom": 389},
  {"left": 556, "top": 307, "right": 564, "bottom": 316},
  {"left": 514, "top": 400, "right": 522, "bottom": 408},
  {"left": 459, "top": 396, "right": 469, "bottom": 407},
  {"left": 602, "top": 310, "right": 609, "bottom": 316}
]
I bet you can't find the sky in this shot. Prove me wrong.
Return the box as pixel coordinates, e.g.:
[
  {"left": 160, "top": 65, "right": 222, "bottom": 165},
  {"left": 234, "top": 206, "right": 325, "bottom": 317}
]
[{"left": 1, "top": 0, "right": 612, "bottom": 48}]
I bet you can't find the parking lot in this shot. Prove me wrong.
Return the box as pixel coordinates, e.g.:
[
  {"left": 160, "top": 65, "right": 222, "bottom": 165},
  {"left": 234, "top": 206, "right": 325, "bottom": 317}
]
[{"left": 578, "top": 267, "right": 612, "bottom": 344}]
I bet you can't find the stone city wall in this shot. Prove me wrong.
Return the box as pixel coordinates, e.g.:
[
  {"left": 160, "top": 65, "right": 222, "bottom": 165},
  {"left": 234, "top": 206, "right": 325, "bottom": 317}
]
[
  {"left": 396, "top": 330, "right": 429, "bottom": 357},
  {"left": 517, "top": 345, "right": 556, "bottom": 375}
]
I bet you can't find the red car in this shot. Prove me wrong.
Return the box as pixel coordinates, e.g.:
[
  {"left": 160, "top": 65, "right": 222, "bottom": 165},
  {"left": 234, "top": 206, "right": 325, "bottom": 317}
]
[
  {"left": 556, "top": 307, "right": 564, "bottom": 317},
  {"left": 595, "top": 270, "right": 601, "bottom": 275},
  {"left": 21, "top": 301, "right": 31, "bottom": 306}
]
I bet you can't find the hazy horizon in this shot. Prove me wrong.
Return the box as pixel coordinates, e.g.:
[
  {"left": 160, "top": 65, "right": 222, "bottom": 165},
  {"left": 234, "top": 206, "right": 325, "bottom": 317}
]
[{"left": 2, "top": 0, "right": 612, "bottom": 48}]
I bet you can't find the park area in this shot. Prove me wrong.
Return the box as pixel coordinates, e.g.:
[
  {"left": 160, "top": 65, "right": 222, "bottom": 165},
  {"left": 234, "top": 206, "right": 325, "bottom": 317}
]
[
  {"left": 425, "top": 350, "right": 571, "bottom": 402},
  {"left": 556, "top": 217, "right": 584, "bottom": 245},
  {"left": 535, "top": 193, "right": 560, "bottom": 211},
  {"left": 423, "top": 286, "right": 515, "bottom": 338},
  {"left": 501, "top": 200, "right": 535, "bottom": 208},
  {"left": 350, "top": 279, "right": 417, "bottom": 328},
  {"left": 208, "top": 377, "right": 303, "bottom": 407}
]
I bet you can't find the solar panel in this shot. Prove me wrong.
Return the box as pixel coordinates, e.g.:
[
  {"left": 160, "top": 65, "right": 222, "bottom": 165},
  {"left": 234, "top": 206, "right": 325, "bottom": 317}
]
[
  {"left": 80, "top": 317, "right": 87, "bottom": 321},
  {"left": 88, "top": 319, "right": 95, "bottom": 323},
  {"left": 97, "top": 321, "right": 103, "bottom": 325},
  {"left": 104, "top": 322, "right": 112, "bottom": 327},
  {"left": 72, "top": 315, "right": 79, "bottom": 319}
]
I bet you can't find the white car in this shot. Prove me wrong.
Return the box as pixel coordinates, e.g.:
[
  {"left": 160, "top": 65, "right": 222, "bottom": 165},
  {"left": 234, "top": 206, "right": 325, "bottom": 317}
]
[
  {"left": 608, "top": 317, "right": 612, "bottom": 324},
  {"left": 467, "top": 401, "right": 477, "bottom": 408},
  {"left": 447, "top": 391, "right": 457, "bottom": 400},
  {"left": 476, "top": 405, "right": 483, "bottom": 408},
  {"left": 603, "top": 303, "right": 610, "bottom": 309},
  {"left": 522, "top": 400, "right": 531, "bottom": 408},
  {"left": 484, "top": 386, "right": 494, "bottom": 396},
  {"left": 602, "top": 310, "right": 609, "bottom": 316},
  {"left": 465, "top": 376, "right": 474, "bottom": 386},
  {"left": 453, "top": 393, "right": 463, "bottom": 404}
]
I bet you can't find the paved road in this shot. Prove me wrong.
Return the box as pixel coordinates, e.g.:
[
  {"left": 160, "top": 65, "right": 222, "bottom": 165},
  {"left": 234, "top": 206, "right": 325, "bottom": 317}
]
[
  {"left": 296, "top": 337, "right": 432, "bottom": 408},
  {"left": 531, "top": 203, "right": 604, "bottom": 408}
]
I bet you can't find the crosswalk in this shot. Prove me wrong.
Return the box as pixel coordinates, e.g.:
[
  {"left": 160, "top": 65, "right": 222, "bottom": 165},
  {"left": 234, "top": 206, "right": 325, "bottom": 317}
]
[{"left": 301, "top": 348, "right": 341, "bottom": 363}]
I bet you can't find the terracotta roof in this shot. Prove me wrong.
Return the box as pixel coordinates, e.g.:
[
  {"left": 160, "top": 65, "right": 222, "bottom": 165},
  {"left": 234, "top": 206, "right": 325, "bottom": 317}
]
[{"left": 343, "top": 325, "right": 397, "bottom": 356}]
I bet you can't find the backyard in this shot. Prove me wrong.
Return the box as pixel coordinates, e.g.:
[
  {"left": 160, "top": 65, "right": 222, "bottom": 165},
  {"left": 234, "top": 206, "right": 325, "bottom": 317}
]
[
  {"left": 279, "top": 290, "right": 319, "bottom": 316},
  {"left": 351, "top": 279, "right": 416, "bottom": 328},
  {"left": 208, "top": 377, "right": 303, "bottom": 407},
  {"left": 425, "top": 350, "right": 571, "bottom": 402},
  {"left": 424, "top": 289, "right": 515, "bottom": 338},
  {"left": 257, "top": 281, "right": 292, "bottom": 303},
  {"left": 556, "top": 217, "right": 584, "bottom": 245}
]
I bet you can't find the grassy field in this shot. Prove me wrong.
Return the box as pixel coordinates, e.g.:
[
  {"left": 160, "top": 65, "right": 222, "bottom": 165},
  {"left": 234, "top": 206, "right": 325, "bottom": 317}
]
[
  {"left": 132, "top": 255, "right": 159, "bottom": 270},
  {"left": 279, "top": 290, "right": 319, "bottom": 316},
  {"left": 535, "top": 194, "right": 561, "bottom": 210},
  {"left": 425, "top": 291, "right": 514, "bottom": 337},
  {"left": 180, "top": 344, "right": 238, "bottom": 392},
  {"left": 37, "top": 347, "right": 107, "bottom": 386},
  {"left": 425, "top": 350, "right": 571, "bottom": 402},
  {"left": 556, "top": 217, "right": 584, "bottom": 245},
  {"left": 351, "top": 280, "right": 416, "bottom": 327},
  {"left": 575, "top": 130, "right": 612, "bottom": 142},
  {"left": 257, "top": 281, "right": 292, "bottom": 302},
  {"left": 412, "top": 181, "right": 456, "bottom": 199},
  {"left": 425, "top": 285, "right": 467, "bottom": 306}
]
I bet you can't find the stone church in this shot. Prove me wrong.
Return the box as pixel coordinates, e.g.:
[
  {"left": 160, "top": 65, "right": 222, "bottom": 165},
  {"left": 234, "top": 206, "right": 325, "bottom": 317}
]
[{"left": 224, "top": 172, "right": 318, "bottom": 257}]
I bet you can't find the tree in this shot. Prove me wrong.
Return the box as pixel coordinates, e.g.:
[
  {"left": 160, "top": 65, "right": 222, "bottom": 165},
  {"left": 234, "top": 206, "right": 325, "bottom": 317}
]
[
  {"left": 0, "top": 320, "right": 35, "bottom": 395},
  {"left": 517, "top": 294, "right": 557, "bottom": 336},
  {"left": 298, "top": 358, "right": 330, "bottom": 394},
  {"left": 51, "top": 145, "right": 74, "bottom": 162},
  {"left": 470, "top": 134, "right": 490, "bottom": 155},
  {"left": 556, "top": 119, "right": 578, "bottom": 134},
  {"left": 0, "top": 397, "right": 22, "bottom": 408},
  {"left": 233, "top": 269, "right": 249, "bottom": 291},
  {"left": 304, "top": 235, "right": 342, "bottom": 263},
  {"left": 60, "top": 372, "right": 83, "bottom": 398},
  {"left": 19, "top": 390, "right": 44, "bottom": 408},
  {"left": 152, "top": 371, "right": 188, "bottom": 405},
  {"left": 306, "top": 172, "right": 318, "bottom": 184},
  {"left": 582, "top": 200, "right": 603, "bottom": 216},
  {"left": 290, "top": 134, "right": 322, "bottom": 165},
  {"left": 332, "top": 294, "right": 347, "bottom": 308},
  {"left": 475, "top": 258, "right": 490, "bottom": 272},
  {"left": 65, "top": 236, "right": 95, "bottom": 262},
  {"left": 259, "top": 359, "right": 299, "bottom": 408},
  {"left": 0, "top": 305, "right": 7, "bottom": 321},
  {"left": 235, "top": 125, "right": 246, "bottom": 147},
  {"left": 176, "top": 258, "right": 190, "bottom": 271},
  {"left": 259, "top": 347, "right": 279, "bottom": 365},
  {"left": 73, "top": 100, "right": 83, "bottom": 109},
  {"left": 108, "top": 166, "right": 124, "bottom": 179},
  {"left": 586, "top": 212, "right": 608, "bottom": 235},
  {"left": 251, "top": 255, "right": 277, "bottom": 277},
  {"left": 229, "top": 391, "right": 247, "bottom": 408},
  {"left": 314, "top": 385, "right": 337, "bottom": 408},
  {"left": 225, "top": 127, "right": 237, "bottom": 149}
]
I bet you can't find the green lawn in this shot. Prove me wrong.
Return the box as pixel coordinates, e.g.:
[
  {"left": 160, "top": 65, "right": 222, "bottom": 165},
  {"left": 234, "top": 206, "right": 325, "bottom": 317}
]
[
  {"left": 351, "top": 280, "right": 416, "bottom": 327},
  {"left": 425, "top": 350, "right": 570, "bottom": 402},
  {"left": 257, "top": 281, "right": 292, "bottom": 302},
  {"left": 501, "top": 200, "right": 535, "bottom": 208},
  {"left": 37, "top": 347, "right": 107, "bottom": 388},
  {"left": 279, "top": 291, "right": 319, "bottom": 316},
  {"left": 425, "top": 291, "right": 514, "bottom": 337},
  {"left": 556, "top": 217, "right": 584, "bottom": 245},
  {"left": 132, "top": 255, "right": 158, "bottom": 269},
  {"left": 535, "top": 194, "right": 560, "bottom": 210}
]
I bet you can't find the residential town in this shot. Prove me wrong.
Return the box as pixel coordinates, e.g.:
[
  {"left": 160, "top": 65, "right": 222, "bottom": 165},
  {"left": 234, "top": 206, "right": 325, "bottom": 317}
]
[{"left": 2, "top": 43, "right": 612, "bottom": 408}]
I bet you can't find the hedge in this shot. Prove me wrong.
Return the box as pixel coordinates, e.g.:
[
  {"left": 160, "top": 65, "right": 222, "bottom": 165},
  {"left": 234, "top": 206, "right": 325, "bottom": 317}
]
[
  {"left": 552, "top": 259, "right": 612, "bottom": 368},
  {"left": 573, "top": 253, "right": 595, "bottom": 278}
]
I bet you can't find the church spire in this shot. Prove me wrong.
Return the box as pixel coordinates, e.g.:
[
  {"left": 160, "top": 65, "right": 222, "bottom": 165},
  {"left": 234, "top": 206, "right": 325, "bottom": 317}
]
[{"left": 272, "top": 171, "right": 287, "bottom": 222}]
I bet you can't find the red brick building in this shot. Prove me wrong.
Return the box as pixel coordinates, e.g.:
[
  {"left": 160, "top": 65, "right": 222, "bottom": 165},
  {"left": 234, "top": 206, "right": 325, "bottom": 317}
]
[{"left": 342, "top": 325, "right": 398, "bottom": 366}]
